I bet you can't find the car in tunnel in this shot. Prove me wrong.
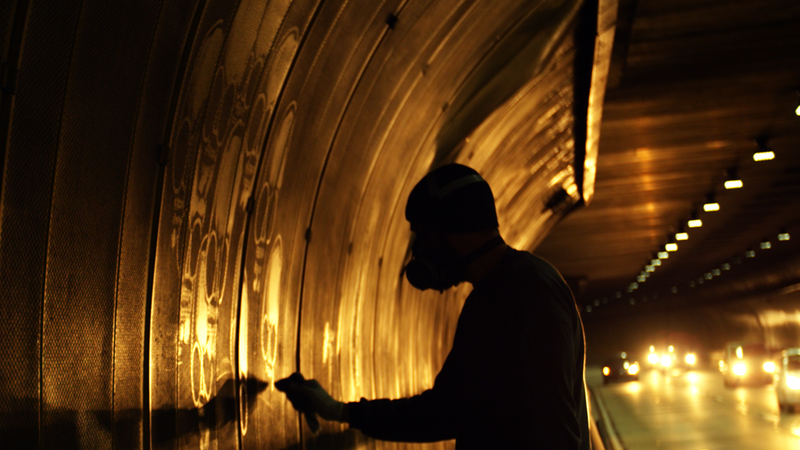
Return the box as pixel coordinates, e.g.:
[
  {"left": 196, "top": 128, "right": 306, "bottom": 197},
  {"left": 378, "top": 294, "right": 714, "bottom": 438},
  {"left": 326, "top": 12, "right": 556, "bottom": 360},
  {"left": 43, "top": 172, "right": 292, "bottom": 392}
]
[
  {"left": 720, "top": 342, "right": 774, "bottom": 387},
  {"left": 776, "top": 348, "right": 800, "bottom": 412},
  {"left": 602, "top": 352, "right": 640, "bottom": 385}
]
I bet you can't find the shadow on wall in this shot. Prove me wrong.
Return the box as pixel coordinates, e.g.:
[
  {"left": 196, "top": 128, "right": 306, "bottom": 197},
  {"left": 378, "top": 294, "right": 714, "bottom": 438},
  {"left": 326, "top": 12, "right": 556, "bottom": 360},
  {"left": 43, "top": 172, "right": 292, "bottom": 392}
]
[{"left": 0, "top": 378, "right": 269, "bottom": 450}]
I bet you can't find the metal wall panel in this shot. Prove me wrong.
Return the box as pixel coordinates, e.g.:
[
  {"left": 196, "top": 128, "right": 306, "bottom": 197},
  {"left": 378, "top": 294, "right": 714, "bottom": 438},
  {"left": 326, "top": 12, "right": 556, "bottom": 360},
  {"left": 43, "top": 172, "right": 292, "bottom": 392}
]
[
  {"left": 0, "top": 1, "right": 82, "bottom": 448},
  {"left": 1, "top": 1, "right": 592, "bottom": 450},
  {"left": 40, "top": 2, "right": 163, "bottom": 449}
]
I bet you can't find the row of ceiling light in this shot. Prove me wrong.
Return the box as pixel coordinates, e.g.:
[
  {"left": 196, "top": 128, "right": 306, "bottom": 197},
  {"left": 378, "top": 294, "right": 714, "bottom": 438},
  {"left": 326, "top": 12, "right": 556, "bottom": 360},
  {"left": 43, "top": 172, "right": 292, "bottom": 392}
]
[{"left": 584, "top": 138, "right": 787, "bottom": 313}]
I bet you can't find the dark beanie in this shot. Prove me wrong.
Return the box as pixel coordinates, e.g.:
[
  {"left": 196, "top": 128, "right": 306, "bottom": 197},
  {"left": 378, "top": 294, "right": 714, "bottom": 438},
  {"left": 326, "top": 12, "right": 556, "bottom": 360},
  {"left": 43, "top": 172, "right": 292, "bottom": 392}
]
[{"left": 405, "top": 164, "right": 499, "bottom": 233}]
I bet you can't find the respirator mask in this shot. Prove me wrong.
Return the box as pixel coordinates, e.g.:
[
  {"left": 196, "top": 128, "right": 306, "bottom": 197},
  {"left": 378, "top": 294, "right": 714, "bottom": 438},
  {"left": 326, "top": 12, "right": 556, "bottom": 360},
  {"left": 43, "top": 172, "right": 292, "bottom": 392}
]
[{"left": 404, "top": 235, "right": 505, "bottom": 291}]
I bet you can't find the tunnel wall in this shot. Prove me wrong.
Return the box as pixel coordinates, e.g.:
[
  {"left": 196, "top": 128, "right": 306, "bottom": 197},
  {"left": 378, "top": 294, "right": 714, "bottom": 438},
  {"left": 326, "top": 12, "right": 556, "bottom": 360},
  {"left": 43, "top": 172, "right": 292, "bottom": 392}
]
[{"left": 0, "top": 0, "right": 598, "bottom": 449}]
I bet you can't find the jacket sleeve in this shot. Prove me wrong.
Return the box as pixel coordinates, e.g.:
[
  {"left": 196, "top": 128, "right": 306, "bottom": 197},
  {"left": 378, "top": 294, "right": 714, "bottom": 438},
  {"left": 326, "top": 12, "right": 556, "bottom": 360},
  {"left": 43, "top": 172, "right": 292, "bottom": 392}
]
[{"left": 343, "top": 347, "right": 461, "bottom": 442}]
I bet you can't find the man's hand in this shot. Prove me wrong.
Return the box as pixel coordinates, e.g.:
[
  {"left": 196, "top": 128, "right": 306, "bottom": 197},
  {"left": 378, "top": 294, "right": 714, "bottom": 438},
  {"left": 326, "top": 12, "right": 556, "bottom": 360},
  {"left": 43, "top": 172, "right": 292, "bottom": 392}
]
[{"left": 275, "top": 373, "right": 344, "bottom": 432}]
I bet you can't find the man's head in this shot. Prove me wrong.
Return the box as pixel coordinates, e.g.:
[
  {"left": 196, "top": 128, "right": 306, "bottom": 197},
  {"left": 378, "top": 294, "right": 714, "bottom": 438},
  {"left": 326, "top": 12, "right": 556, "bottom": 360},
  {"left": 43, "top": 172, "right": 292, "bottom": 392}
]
[
  {"left": 403, "top": 164, "right": 503, "bottom": 291},
  {"left": 405, "top": 164, "right": 498, "bottom": 234}
]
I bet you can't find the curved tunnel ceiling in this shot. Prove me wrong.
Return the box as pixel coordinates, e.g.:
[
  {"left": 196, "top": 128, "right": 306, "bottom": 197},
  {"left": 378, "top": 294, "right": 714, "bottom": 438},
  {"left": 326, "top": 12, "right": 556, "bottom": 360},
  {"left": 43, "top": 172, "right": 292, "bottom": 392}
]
[
  {"left": 0, "top": 0, "right": 609, "bottom": 449},
  {"left": 537, "top": 0, "right": 800, "bottom": 316}
]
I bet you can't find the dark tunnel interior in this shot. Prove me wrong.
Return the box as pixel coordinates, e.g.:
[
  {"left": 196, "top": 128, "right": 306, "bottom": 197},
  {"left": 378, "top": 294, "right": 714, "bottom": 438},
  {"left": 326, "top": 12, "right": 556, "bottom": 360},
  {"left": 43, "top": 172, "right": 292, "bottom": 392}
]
[{"left": 1, "top": 0, "right": 799, "bottom": 449}]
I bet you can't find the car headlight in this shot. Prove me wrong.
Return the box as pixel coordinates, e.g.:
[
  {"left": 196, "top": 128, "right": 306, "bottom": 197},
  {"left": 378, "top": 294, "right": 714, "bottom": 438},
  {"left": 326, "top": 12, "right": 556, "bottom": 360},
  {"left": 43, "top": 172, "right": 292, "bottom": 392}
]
[
  {"left": 603, "top": 366, "right": 610, "bottom": 376},
  {"left": 787, "top": 375, "right": 800, "bottom": 390},
  {"left": 648, "top": 353, "right": 660, "bottom": 364},
  {"left": 685, "top": 353, "right": 696, "bottom": 365},
  {"left": 661, "top": 355, "right": 672, "bottom": 367},
  {"left": 733, "top": 362, "right": 747, "bottom": 376},
  {"left": 763, "top": 361, "right": 776, "bottom": 373},
  {"left": 628, "top": 363, "right": 640, "bottom": 375}
]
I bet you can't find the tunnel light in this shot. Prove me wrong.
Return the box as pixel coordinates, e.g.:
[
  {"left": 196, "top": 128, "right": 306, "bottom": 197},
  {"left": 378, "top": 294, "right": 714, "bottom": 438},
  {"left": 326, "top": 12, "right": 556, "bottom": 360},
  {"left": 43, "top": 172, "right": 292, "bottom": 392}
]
[
  {"left": 796, "top": 104, "right": 800, "bottom": 116},
  {"left": 675, "top": 232, "right": 689, "bottom": 241},
  {"left": 650, "top": 345, "right": 655, "bottom": 353},
  {"left": 637, "top": 275, "right": 646, "bottom": 283},
  {"left": 671, "top": 286, "right": 678, "bottom": 293},
  {"left": 688, "top": 219, "right": 703, "bottom": 228},
  {"left": 745, "top": 250, "right": 756, "bottom": 258},
  {"left": 779, "top": 233, "right": 790, "bottom": 241},
  {"left": 702, "top": 192, "right": 719, "bottom": 212},
  {"left": 594, "top": 299, "right": 600, "bottom": 306},
  {"left": 736, "top": 346, "right": 744, "bottom": 359},
  {"left": 686, "top": 354, "right": 697, "bottom": 365},
  {"left": 631, "top": 282, "right": 639, "bottom": 289},
  {"left": 724, "top": 168, "right": 742, "bottom": 189},
  {"left": 724, "top": 179, "right": 743, "bottom": 189},
  {"left": 651, "top": 259, "right": 662, "bottom": 266},
  {"left": 760, "top": 241, "right": 771, "bottom": 249},
  {"left": 661, "top": 355, "right": 672, "bottom": 367},
  {"left": 629, "top": 298, "right": 636, "bottom": 305},
  {"left": 622, "top": 352, "right": 627, "bottom": 359},
  {"left": 764, "top": 362, "right": 776, "bottom": 373},
  {"left": 733, "top": 363, "right": 747, "bottom": 376},
  {"left": 628, "top": 363, "right": 640, "bottom": 375},
  {"left": 704, "top": 273, "right": 712, "bottom": 280},
  {"left": 586, "top": 305, "right": 592, "bottom": 313},
  {"left": 648, "top": 353, "right": 660, "bottom": 364},
  {"left": 787, "top": 375, "right": 800, "bottom": 391},
  {"left": 753, "top": 151, "right": 775, "bottom": 162},
  {"left": 722, "top": 263, "right": 731, "bottom": 270},
  {"left": 603, "top": 366, "right": 610, "bottom": 376},
  {"left": 665, "top": 243, "right": 678, "bottom": 252},
  {"left": 712, "top": 268, "right": 721, "bottom": 276},
  {"left": 668, "top": 345, "right": 674, "bottom": 353},
  {"left": 658, "top": 251, "right": 669, "bottom": 259},
  {"left": 753, "top": 135, "right": 775, "bottom": 161},
  {"left": 646, "top": 265, "right": 655, "bottom": 272},
  {"left": 689, "top": 280, "right": 696, "bottom": 287}
]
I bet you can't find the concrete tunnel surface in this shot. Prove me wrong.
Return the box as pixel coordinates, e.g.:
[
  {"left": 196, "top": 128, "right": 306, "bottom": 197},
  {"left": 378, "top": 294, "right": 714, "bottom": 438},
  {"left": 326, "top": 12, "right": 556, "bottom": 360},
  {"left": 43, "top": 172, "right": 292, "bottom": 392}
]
[{"left": 2, "top": 0, "right": 800, "bottom": 449}]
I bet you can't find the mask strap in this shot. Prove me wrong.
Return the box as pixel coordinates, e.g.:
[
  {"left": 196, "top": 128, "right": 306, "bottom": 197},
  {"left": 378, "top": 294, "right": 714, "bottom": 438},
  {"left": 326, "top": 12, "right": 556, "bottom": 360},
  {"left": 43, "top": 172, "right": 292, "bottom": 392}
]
[{"left": 458, "top": 235, "right": 505, "bottom": 270}]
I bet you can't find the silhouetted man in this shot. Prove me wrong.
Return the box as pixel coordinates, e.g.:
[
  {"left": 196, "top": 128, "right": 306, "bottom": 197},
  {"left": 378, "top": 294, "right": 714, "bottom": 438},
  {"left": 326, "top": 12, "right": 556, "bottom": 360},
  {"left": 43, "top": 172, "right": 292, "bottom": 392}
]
[{"left": 277, "top": 164, "right": 590, "bottom": 449}]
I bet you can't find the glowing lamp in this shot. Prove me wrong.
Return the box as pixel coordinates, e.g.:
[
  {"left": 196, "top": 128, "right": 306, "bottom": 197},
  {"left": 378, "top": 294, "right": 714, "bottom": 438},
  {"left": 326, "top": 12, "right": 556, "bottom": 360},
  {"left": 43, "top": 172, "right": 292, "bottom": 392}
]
[
  {"left": 703, "top": 202, "right": 720, "bottom": 212},
  {"left": 658, "top": 251, "right": 669, "bottom": 259},
  {"left": 724, "top": 179, "right": 743, "bottom": 189},
  {"left": 648, "top": 353, "right": 660, "bottom": 364},
  {"left": 779, "top": 233, "right": 790, "bottom": 241},
  {"left": 763, "top": 362, "right": 776, "bottom": 373},
  {"left": 676, "top": 232, "right": 688, "bottom": 241},
  {"left": 685, "top": 354, "right": 696, "bottom": 365},
  {"left": 660, "top": 355, "right": 672, "bottom": 367},
  {"left": 628, "top": 363, "right": 640, "bottom": 375},
  {"left": 788, "top": 375, "right": 800, "bottom": 391},
  {"left": 733, "top": 363, "right": 747, "bottom": 376},
  {"left": 665, "top": 243, "right": 678, "bottom": 252},
  {"left": 760, "top": 241, "right": 771, "bottom": 249},
  {"left": 603, "top": 366, "right": 610, "bottom": 376},
  {"left": 688, "top": 219, "right": 703, "bottom": 228},
  {"left": 651, "top": 259, "right": 661, "bottom": 266},
  {"left": 753, "top": 151, "right": 775, "bottom": 162}
]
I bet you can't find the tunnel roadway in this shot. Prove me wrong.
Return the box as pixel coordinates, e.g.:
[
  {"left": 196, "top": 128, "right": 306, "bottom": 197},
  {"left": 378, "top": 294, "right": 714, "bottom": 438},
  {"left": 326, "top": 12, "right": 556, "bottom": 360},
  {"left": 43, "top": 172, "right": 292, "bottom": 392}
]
[{"left": 589, "top": 367, "right": 800, "bottom": 449}]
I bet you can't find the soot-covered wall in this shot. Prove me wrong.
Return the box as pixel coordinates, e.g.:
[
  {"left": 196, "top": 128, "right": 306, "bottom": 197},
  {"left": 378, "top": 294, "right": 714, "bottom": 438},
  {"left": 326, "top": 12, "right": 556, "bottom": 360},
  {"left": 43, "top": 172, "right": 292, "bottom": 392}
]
[{"left": 0, "top": 0, "right": 603, "bottom": 448}]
